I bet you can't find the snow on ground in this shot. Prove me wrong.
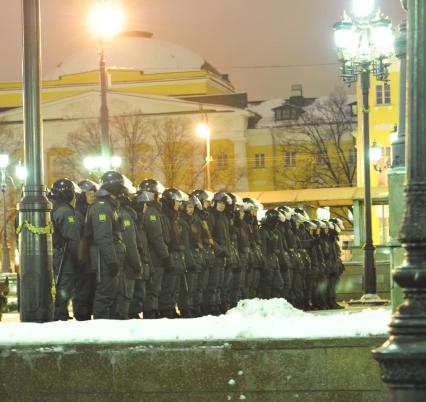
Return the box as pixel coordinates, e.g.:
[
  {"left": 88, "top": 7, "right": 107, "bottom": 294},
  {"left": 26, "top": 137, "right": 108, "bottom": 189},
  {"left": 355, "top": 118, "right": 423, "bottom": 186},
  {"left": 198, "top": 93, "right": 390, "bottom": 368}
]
[{"left": 0, "top": 298, "right": 390, "bottom": 345}]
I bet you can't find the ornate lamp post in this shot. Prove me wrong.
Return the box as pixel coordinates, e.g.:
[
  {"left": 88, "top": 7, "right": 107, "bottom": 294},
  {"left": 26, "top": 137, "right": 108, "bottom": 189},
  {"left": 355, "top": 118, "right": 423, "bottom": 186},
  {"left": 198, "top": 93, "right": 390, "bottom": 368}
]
[
  {"left": 196, "top": 116, "right": 212, "bottom": 191},
  {"left": 88, "top": 1, "right": 123, "bottom": 172},
  {"left": 19, "top": 0, "right": 53, "bottom": 322},
  {"left": 373, "top": 1, "right": 426, "bottom": 400},
  {"left": 333, "top": 0, "right": 394, "bottom": 304}
]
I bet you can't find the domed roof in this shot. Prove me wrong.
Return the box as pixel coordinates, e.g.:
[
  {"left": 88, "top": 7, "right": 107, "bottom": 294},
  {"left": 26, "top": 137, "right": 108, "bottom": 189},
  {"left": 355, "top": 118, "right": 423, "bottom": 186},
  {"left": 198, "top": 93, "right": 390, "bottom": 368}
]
[{"left": 46, "top": 34, "right": 212, "bottom": 80}]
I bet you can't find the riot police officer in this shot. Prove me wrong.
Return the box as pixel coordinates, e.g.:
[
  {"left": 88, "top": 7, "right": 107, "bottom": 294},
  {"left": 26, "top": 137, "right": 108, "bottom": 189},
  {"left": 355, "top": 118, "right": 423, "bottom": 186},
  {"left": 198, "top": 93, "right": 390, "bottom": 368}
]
[
  {"left": 228, "top": 194, "right": 246, "bottom": 308},
  {"left": 88, "top": 171, "right": 126, "bottom": 319},
  {"left": 191, "top": 189, "right": 215, "bottom": 316},
  {"left": 206, "top": 192, "right": 232, "bottom": 315},
  {"left": 50, "top": 179, "right": 80, "bottom": 321},
  {"left": 159, "top": 188, "right": 187, "bottom": 318},
  {"left": 310, "top": 219, "right": 328, "bottom": 309},
  {"left": 72, "top": 179, "right": 98, "bottom": 320},
  {"left": 258, "top": 209, "right": 284, "bottom": 299},
  {"left": 276, "top": 206, "right": 293, "bottom": 304},
  {"left": 115, "top": 177, "right": 143, "bottom": 319},
  {"left": 180, "top": 194, "right": 205, "bottom": 317},
  {"left": 242, "top": 198, "right": 263, "bottom": 299},
  {"left": 327, "top": 218, "right": 345, "bottom": 309},
  {"left": 138, "top": 179, "right": 168, "bottom": 319},
  {"left": 129, "top": 190, "right": 155, "bottom": 319}
]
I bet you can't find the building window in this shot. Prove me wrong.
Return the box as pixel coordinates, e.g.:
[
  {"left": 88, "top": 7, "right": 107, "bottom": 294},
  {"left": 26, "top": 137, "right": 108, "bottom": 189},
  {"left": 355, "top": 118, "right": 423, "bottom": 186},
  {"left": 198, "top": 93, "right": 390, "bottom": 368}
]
[
  {"left": 275, "top": 107, "right": 299, "bottom": 121},
  {"left": 316, "top": 152, "right": 328, "bottom": 166},
  {"left": 216, "top": 152, "right": 228, "bottom": 169},
  {"left": 376, "top": 83, "right": 391, "bottom": 105},
  {"left": 254, "top": 153, "right": 265, "bottom": 169},
  {"left": 348, "top": 148, "right": 357, "bottom": 165},
  {"left": 284, "top": 151, "right": 296, "bottom": 167}
]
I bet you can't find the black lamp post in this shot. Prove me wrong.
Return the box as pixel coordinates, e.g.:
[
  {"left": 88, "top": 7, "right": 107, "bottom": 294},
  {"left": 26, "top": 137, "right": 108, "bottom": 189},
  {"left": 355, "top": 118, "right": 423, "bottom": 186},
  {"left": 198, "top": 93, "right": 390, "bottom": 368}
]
[
  {"left": 333, "top": 0, "right": 395, "bottom": 304},
  {"left": 88, "top": 1, "right": 125, "bottom": 172},
  {"left": 19, "top": 0, "right": 53, "bottom": 322},
  {"left": 373, "top": 1, "right": 426, "bottom": 400}
]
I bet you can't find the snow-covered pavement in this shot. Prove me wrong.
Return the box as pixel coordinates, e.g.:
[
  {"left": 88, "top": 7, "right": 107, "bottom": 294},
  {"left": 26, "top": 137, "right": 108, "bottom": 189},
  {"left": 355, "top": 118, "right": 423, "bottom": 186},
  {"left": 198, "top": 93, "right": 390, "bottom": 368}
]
[{"left": 0, "top": 298, "right": 391, "bottom": 345}]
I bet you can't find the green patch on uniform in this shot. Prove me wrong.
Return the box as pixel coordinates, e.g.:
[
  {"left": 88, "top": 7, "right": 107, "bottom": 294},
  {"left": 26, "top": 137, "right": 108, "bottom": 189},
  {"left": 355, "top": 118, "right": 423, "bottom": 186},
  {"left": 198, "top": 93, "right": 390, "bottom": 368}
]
[
  {"left": 67, "top": 216, "right": 75, "bottom": 223},
  {"left": 99, "top": 214, "right": 107, "bottom": 222},
  {"left": 149, "top": 215, "right": 157, "bottom": 222},
  {"left": 123, "top": 219, "right": 131, "bottom": 227}
]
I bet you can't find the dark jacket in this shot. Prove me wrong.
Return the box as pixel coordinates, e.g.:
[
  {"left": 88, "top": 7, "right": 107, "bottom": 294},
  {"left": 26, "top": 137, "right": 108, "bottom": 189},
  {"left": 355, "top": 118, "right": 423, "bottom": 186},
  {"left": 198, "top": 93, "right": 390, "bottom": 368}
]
[
  {"left": 143, "top": 201, "right": 169, "bottom": 267},
  {"left": 88, "top": 189, "right": 125, "bottom": 271},
  {"left": 207, "top": 207, "right": 230, "bottom": 257},
  {"left": 51, "top": 198, "right": 80, "bottom": 267},
  {"left": 119, "top": 203, "right": 143, "bottom": 280}
]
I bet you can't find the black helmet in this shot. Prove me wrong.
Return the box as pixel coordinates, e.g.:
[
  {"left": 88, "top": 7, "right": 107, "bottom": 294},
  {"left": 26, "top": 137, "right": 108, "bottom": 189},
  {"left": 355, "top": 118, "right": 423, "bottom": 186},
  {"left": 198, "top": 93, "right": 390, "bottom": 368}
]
[
  {"left": 191, "top": 189, "right": 214, "bottom": 209},
  {"left": 242, "top": 197, "right": 263, "bottom": 212},
  {"left": 186, "top": 194, "right": 203, "bottom": 210},
  {"left": 264, "top": 209, "right": 280, "bottom": 228},
  {"left": 212, "top": 191, "right": 232, "bottom": 208},
  {"left": 100, "top": 171, "right": 125, "bottom": 196},
  {"left": 162, "top": 188, "right": 188, "bottom": 210},
  {"left": 277, "top": 205, "right": 293, "bottom": 220},
  {"left": 78, "top": 179, "right": 99, "bottom": 193},
  {"left": 138, "top": 179, "right": 165, "bottom": 200},
  {"left": 51, "top": 178, "right": 78, "bottom": 202},
  {"left": 131, "top": 191, "right": 155, "bottom": 212},
  {"left": 329, "top": 218, "right": 345, "bottom": 232}
]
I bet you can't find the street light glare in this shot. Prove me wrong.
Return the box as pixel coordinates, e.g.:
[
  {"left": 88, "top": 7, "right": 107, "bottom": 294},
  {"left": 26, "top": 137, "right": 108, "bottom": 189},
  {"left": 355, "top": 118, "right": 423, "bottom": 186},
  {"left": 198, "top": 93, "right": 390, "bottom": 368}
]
[
  {"left": 370, "top": 141, "right": 382, "bottom": 163},
  {"left": 352, "top": 0, "right": 375, "bottom": 18},
  {"left": 88, "top": 1, "right": 124, "bottom": 39},
  {"left": 15, "top": 162, "right": 27, "bottom": 181},
  {"left": 0, "top": 154, "right": 9, "bottom": 169},
  {"left": 371, "top": 22, "right": 394, "bottom": 56},
  {"left": 111, "top": 156, "right": 122, "bottom": 169},
  {"left": 196, "top": 122, "right": 210, "bottom": 138}
]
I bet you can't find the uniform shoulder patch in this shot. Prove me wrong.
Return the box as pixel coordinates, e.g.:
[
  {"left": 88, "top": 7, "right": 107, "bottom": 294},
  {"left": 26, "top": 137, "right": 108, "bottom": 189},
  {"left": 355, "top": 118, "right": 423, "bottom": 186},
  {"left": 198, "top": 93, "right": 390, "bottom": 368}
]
[
  {"left": 68, "top": 216, "right": 75, "bottom": 223},
  {"left": 99, "top": 213, "right": 107, "bottom": 222},
  {"left": 149, "top": 215, "right": 157, "bottom": 222},
  {"left": 123, "top": 219, "right": 131, "bottom": 227}
]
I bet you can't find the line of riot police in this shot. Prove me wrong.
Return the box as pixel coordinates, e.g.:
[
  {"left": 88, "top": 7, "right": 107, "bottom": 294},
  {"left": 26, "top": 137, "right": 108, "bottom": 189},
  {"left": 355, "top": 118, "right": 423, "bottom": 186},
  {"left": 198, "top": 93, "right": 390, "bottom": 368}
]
[{"left": 47, "top": 171, "right": 345, "bottom": 320}]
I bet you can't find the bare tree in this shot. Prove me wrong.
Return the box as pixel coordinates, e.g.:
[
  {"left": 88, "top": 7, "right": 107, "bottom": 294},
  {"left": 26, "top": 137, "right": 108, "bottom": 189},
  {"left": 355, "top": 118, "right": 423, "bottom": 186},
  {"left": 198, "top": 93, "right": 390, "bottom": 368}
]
[
  {"left": 111, "top": 113, "right": 154, "bottom": 183},
  {"left": 275, "top": 90, "right": 356, "bottom": 189},
  {"left": 151, "top": 117, "right": 204, "bottom": 191}
]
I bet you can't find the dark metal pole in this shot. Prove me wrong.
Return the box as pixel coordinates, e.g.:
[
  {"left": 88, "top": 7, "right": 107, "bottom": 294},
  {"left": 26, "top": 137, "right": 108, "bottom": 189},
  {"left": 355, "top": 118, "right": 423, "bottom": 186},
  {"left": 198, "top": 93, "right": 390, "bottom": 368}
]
[
  {"left": 361, "top": 68, "right": 377, "bottom": 296},
  {"left": 99, "top": 41, "right": 111, "bottom": 170},
  {"left": 392, "top": 18, "right": 407, "bottom": 169},
  {"left": 19, "top": 0, "right": 53, "bottom": 322},
  {"left": 373, "top": 1, "right": 426, "bottom": 399},
  {"left": 1, "top": 172, "right": 11, "bottom": 273}
]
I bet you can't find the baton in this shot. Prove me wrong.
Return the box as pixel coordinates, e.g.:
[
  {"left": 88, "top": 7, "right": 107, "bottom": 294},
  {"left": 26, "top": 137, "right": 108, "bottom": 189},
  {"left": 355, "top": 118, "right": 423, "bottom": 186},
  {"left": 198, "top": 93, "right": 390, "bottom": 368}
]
[{"left": 55, "top": 241, "right": 68, "bottom": 288}]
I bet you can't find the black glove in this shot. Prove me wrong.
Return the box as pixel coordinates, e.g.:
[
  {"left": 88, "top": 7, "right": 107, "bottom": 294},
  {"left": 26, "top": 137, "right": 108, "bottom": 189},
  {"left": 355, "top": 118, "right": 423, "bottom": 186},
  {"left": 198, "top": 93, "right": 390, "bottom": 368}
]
[
  {"left": 133, "top": 263, "right": 143, "bottom": 276},
  {"left": 107, "top": 263, "right": 119, "bottom": 278},
  {"left": 187, "top": 265, "right": 197, "bottom": 273},
  {"left": 162, "top": 256, "right": 171, "bottom": 269}
]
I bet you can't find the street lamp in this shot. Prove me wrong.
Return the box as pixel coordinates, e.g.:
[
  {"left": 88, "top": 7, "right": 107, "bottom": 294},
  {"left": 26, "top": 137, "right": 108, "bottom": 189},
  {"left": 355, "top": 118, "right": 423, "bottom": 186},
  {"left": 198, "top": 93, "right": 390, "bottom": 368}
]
[
  {"left": 196, "top": 117, "right": 212, "bottom": 191},
  {"left": 83, "top": 155, "right": 122, "bottom": 177},
  {"left": 0, "top": 154, "right": 11, "bottom": 274},
  {"left": 88, "top": 1, "right": 123, "bottom": 172},
  {"left": 333, "top": 0, "right": 394, "bottom": 304}
]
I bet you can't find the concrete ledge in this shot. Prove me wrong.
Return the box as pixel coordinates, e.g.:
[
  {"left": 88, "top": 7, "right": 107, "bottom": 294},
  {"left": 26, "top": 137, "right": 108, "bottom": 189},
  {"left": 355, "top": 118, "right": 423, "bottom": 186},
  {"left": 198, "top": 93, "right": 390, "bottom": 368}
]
[{"left": 0, "top": 336, "right": 388, "bottom": 401}]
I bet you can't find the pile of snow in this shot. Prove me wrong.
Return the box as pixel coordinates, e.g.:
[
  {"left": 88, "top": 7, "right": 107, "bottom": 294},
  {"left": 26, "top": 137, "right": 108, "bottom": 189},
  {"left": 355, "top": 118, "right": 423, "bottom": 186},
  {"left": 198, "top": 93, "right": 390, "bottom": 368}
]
[{"left": 0, "top": 299, "right": 390, "bottom": 345}]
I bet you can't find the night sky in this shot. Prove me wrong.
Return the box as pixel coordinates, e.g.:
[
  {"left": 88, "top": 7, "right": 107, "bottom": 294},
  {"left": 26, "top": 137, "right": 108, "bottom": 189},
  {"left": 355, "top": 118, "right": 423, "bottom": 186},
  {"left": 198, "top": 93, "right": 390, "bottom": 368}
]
[{"left": 0, "top": 0, "right": 405, "bottom": 101}]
